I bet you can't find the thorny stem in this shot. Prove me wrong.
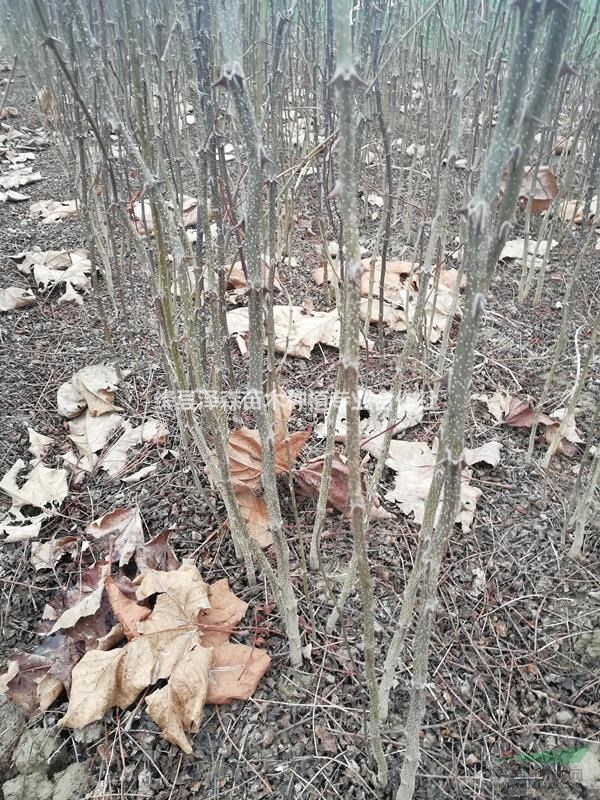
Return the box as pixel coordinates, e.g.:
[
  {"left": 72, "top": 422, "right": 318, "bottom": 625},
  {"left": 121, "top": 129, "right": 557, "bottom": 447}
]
[
  {"left": 215, "top": 0, "right": 302, "bottom": 668},
  {"left": 332, "top": 0, "right": 387, "bottom": 785}
]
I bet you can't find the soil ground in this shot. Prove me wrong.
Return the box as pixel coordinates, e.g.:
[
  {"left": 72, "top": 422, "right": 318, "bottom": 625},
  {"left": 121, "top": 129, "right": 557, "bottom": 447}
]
[{"left": 1, "top": 71, "right": 599, "bottom": 800}]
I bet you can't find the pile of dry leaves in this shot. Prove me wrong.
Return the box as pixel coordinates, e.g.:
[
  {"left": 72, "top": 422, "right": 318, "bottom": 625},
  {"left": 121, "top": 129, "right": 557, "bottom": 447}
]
[{"left": 0, "top": 506, "right": 270, "bottom": 754}]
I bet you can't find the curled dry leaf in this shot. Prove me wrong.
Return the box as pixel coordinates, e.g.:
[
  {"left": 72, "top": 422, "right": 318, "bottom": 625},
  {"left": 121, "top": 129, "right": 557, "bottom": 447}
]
[
  {"left": 222, "top": 259, "right": 282, "bottom": 304},
  {"left": 101, "top": 418, "right": 168, "bottom": 478},
  {"left": 294, "top": 454, "right": 355, "bottom": 515},
  {"left": 227, "top": 427, "right": 263, "bottom": 490},
  {"left": 86, "top": 506, "right": 145, "bottom": 567},
  {"left": 0, "top": 105, "right": 18, "bottom": 120},
  {"left": 134, "top": 560, "right": 209, "bottom": 613},
  {"left": 474, "top": 389, "right": 511, "bottom": 423},
  {"left": 57, "top": 364, "right": 120, "bottom": 418},
  {"left": 134, "top": 528, "right": 180, "bottom": 573},
  {"left": 66, "top": 409, "right": 123, "bottom": 473},
  {"left": 315, "top": 257, "right": 460, "bottom": 343},
  {"left": 30, "top": 536, "right": 78, "bottom": 572},
  {"left": 27, "top": 427, "right": 54, "bottom": 459},
  {"left": 0, "top": 166, "right": 42, "bottom": 189},
  {"left": 73, "top": 365, "right": 120, "bottom": 417},
  {"left": 517, "top": 166, "right": 559, "bottom": 214},
  {"left": 49, "top": 583, "right": 105, "bottom": 635},
  {"left": 0, "top": 459, "right": 68, "bottom": 513},
  {"left": 499, "top": 238, "right": 558, "bottom": 262},
  {"left": 363, "top": 438, "right": 502, "bottom": 532},
  {"left": 132, "top": 194, "right": 198, "bottom": 235},
  {"left": 0, "top": 646, "right": 65, "bottom": 714},
  {"left": 58, "top": 282, "right": 84, "bottom": 305},
  {"left": 121, "top": 463, "right": 158, "bottom": 483},
  {"left": 502, "top": 396, "right": 555, "bottom": 428},
  {"left": 464, "top": 441, "right": 503, "bottom": 468},
  {"left": 29, "top": 199, "right": 78, "bottom": 223},
  {"left": 0, "top": 509, "right": 46, "bottom": 542},
  {"left": 314, "top": 389, "right": 424, "bottom": 442},
  {"left": 0, "top": 286, "right": 36, "bottom": 312},
  {"left": 227, "top": 305, "right": 372, "bottom": 359},
  {"left": 14, "top": 248, "right": 92, "bottom": 293},
  {"left": 144, "top": 645, "right": 212, "bottom": 752},
  {"left": 294, "top": 453, "right": 391, "bottom": 520},
  {"left": 543, "top": 407, "right": 584, "bottom": 457},
  {"left": 221, "top": 392, "right": 311, "bottom": 546},
  {"left": 557, "top": 195, "right": 597, "bottom": 226},
  {"left": 0, "top": 189, "right": 31, "bottom": 202}
]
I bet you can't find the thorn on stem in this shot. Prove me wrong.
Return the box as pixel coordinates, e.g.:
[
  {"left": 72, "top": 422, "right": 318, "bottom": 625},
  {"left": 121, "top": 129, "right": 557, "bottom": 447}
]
[
  {"left": 468, "top": 200, "right": 488, "bottom": 234},
  {"left": 508, "top": 144, "right": 522, "bottom": 173},
  {"left": 330, "top": 65, "right": 367, "bottom": 87},
  {"left": 499, "top": 220, "right": 513, "bottom": 243},
  {"left": 559, "top": 60, "right": 578, "bottom": 78}
]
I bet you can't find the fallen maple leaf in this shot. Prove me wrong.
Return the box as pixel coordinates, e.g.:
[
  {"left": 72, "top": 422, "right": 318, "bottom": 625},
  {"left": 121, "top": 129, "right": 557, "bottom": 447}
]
[
  {"left": 503, "top": 396, "right": 554, "bottom": 428},
  {"left": 0, "top": 646, "right": 65, "bottom": 713},
  {"left": 29, "top": 199, "right": 78, "bottom": 223},
  {"left": 0, "top": 286, "right": 36, "bottom": 312},
  {"left": 50, "top": 582, "right": 105, "bottom": 635},
  {"left": 105, "top": 577, "right": 151, "bottom": 640},
  {"left": 57, "top": 560, "right": 269, "bottom": 753},
  {"left": 499, "top": 238, "right": 558, "bottom": 261},
  {"left": 57, "top": 364, "right": 121, "bottom": 419},
  {"left": 363, "top": 438, "right": 502, "bottom": 532},
  {"left": 314, "top": 258, "right": 460, "bottom": 343},
  {"left": 27, "top": 427, "right": 54, "bottom": 459},
  {"left": 557, "top": 195, "right": 596, "bottom": 226},
  {"left": 294, "top": 453, "right": 391, "bottom": 519},
  {"left": 314, "top": 389, "right": 424, "bottom": 442},
  {"left": 199, "top": 579, "right": 248, "bottom": 646},
  {"left": 206, "top": 643, "right": 271, "bottom": 704},
  {"left": 294, "top": 454, "right": 354, "bottom": 515},
  {"left": 221, "top": 391, "right": 311, "bottom": 546},
  {"left": 101, "top": 418, "right": 168, "bottom": 478},
  {"left": 0, "top": 459, "right": 68, "bottom": 514},
  {"left": 86, "top": 507, "right": 145, "bottom": 567},
  {"left": 30, "top": 536, "right": 78, "bottom": 572},
  {"left": 132, "top": 194, "right": 198, "bottom": 235},
  {"left": 14, "top": 248, "right": 92, "bottom": 293},
  {"left": 227, "top": 305, "right": 373, "bottom": 359},
  {"left": 0, "top": 166, "right": 42, "bottom": 190},
  {"left": 234, "top": 487, "right": 271, "bottom": 548},
  {"left": 134, "top": 529, "right": 180, "bottom": 572},
  {"left": 517, "top": 166, "right": 559, "bottom": 214},
  {"left": 66, "top": 410, "right": 123, "bottom": 472}
]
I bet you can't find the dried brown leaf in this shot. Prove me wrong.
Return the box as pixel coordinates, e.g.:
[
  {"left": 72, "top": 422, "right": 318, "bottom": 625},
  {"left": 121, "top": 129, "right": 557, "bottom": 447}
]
[
  {"left": 134, "top": 559, "right": 210, "bottom": 620},
  {"left": 206, "top": 643, "right": 271, "bottom": 704},
  {"left": 30, "top": 536, "right": 78, "bottom": 572},
  {"left": 86, "top": 507, "right": 145, "bottom": 567},
  {"left": 294, "top": 455, "right": 353, "bottom": 515},
  {"left": 134, "top": 529, "right": 180, "bottom": 572},
  {"left": 198, "top": 579, "right": 248, "bottom": 646},
  {"left": 228, "top": 427, "right": 263, "bottom": 490},
  {"left": 105, "top": 577, "right": 151, "bottom": 641},
  {"left": 144, "top": 644, "right": 211, "bottom": 753},
  {"left": 234, "top": 487, "right": 272, "bottom": 547},
  {"left": 503, "top": 397, "right": 554, "bottom": 428},
  {"left": 518, "top": 166, "right": 559, "bottom": 214},
  {"left": 49, "top": 583, "right": 105, "bottom": 635}
]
